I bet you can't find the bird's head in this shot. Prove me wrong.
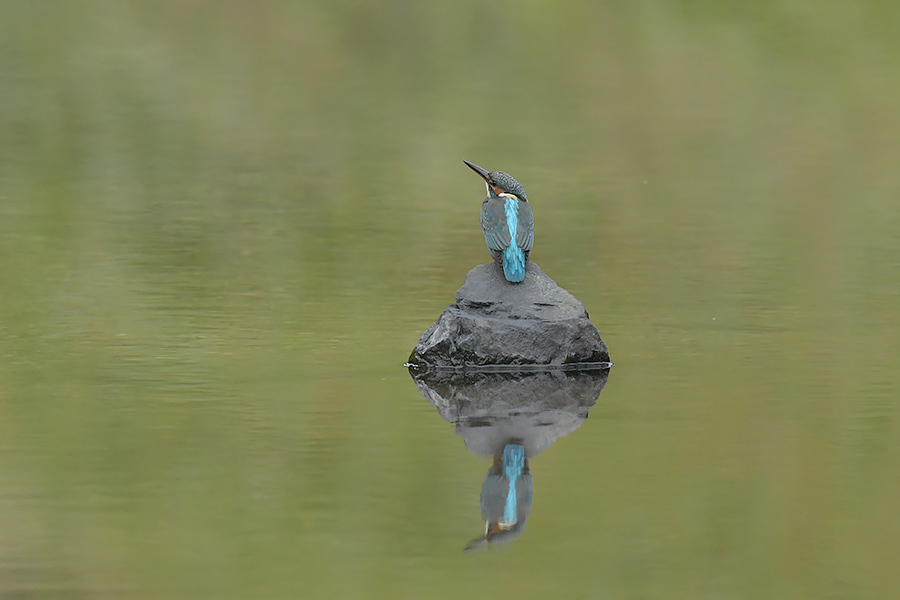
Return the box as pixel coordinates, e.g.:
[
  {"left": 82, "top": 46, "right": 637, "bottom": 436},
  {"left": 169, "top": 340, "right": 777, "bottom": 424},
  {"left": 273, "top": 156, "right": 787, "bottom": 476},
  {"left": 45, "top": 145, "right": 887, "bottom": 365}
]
[{"left": 464, "top": 160, "right": 528, "bottom": 202}]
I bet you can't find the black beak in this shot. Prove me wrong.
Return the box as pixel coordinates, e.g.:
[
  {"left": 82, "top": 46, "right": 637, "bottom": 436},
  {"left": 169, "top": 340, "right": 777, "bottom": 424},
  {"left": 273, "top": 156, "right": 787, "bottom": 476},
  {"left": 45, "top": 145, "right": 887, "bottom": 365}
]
[{"left": 463, "top": 160, "right": 491, "bottom": 182}]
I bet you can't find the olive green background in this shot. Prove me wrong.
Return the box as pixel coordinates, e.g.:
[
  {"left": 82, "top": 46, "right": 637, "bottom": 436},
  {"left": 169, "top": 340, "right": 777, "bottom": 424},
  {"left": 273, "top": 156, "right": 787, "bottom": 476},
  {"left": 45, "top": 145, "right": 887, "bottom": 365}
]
[{"left": 2, "top": 1, "right": 899, "bottom": 598}]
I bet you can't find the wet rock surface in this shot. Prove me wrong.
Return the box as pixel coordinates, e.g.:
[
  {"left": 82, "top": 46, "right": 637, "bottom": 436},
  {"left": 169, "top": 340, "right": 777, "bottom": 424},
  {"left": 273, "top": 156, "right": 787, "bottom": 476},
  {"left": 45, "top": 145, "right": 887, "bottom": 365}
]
[{"left": 408, "top": 262, "right": 610, "bottom": 368}]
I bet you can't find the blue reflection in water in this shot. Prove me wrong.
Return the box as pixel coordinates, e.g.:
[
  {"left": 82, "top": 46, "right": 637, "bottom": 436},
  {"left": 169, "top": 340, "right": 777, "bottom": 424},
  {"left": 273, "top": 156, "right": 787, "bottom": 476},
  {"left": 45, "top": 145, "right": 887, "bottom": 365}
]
[{"left": 502, "top": 443, "right": 525, "bottom": 524}]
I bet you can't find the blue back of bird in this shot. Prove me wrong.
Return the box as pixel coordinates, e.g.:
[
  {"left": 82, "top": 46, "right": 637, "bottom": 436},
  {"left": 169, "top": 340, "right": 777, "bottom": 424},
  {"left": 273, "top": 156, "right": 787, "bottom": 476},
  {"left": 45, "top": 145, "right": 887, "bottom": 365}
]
[{"left": 481, "top": 196, "right": 534, "bottom": 283}]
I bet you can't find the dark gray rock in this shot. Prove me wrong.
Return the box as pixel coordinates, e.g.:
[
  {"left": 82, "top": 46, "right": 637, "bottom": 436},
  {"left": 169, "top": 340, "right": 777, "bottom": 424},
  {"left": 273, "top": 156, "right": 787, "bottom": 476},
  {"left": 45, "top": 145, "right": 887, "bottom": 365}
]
[{"left": 408, "top": 262, "right": 609, "bottom": 368}]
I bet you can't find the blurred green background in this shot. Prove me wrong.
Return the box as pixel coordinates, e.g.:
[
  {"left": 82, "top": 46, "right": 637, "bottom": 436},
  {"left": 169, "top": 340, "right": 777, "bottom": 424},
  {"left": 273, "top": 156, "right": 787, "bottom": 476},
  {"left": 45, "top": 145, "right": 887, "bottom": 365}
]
[{"left": 2, "top": 1, "right": 899, "bottom": 598}]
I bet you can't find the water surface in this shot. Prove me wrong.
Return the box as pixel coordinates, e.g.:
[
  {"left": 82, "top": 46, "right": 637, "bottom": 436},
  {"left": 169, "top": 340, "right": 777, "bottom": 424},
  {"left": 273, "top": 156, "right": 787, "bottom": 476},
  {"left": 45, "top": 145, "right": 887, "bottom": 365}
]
[{"left": 2, "top": 2, "right": 899, "bottom": 598}]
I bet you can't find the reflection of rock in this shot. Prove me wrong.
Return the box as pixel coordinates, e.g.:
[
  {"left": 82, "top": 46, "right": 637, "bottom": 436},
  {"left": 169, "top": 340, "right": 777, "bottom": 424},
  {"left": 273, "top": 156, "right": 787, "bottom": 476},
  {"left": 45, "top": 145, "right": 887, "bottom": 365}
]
[
  {"left": 409, "top": 367, "right": 611, "bottom": 551},
  {"left": 410, "top": 368, "right": 610, "bottom": 459},
  {"left": 408, "top": 263, "right": 610, "bottom": 368}
]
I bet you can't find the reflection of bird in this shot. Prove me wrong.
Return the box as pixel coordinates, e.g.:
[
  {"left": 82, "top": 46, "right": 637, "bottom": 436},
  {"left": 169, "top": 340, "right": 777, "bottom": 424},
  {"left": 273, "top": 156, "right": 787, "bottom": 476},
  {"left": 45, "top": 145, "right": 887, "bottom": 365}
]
[
  {"left": 464, "top": 160, "right": 534, "bottom": 283},
  {"left": 465, "top": 442, "right": 533, "bottom": 551}
]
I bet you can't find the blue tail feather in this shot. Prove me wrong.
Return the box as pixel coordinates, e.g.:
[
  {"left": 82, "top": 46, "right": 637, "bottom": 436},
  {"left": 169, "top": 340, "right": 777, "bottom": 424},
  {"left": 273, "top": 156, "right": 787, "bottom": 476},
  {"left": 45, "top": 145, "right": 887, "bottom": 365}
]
[{"left": 502, "top": 245, "right": 525, "bottom": 282}]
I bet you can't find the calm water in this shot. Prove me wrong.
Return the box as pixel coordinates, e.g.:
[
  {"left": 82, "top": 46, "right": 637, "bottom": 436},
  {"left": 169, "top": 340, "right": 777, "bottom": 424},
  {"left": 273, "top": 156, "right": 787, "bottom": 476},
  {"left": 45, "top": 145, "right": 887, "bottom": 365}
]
[{"left": 2, "top": 2, "right": 900, "bottom": 598}]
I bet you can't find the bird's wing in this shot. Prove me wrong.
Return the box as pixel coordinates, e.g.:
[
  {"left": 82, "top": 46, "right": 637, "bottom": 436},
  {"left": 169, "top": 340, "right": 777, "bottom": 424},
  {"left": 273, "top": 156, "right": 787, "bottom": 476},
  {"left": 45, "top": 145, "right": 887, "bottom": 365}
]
[
  {"left": 481, "top": 198, "right": 511, "bottom": 251},
  {"left": 516, "top": 201, "right": 534, "bottom": 251}
]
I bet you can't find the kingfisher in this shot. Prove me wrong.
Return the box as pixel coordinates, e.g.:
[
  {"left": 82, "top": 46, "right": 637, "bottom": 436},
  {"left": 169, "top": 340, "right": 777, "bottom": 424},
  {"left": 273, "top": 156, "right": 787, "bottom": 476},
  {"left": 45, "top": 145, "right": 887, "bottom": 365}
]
[
  {"left": 464, "top": 160, "right": 534, "bottom": 283},
  {"left": 464, "top": 442, "right": 532, "bottom": 551}
]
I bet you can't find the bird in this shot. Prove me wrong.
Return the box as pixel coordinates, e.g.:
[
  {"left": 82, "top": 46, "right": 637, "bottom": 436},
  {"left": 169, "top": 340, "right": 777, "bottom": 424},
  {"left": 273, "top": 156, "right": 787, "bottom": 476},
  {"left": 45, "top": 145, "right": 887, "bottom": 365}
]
[
  {"left": 464, "top": 442, "right": 533, "bottom": 551},
  {"left": 463, "top": 160, "right": 534, "bottom": 283}
]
